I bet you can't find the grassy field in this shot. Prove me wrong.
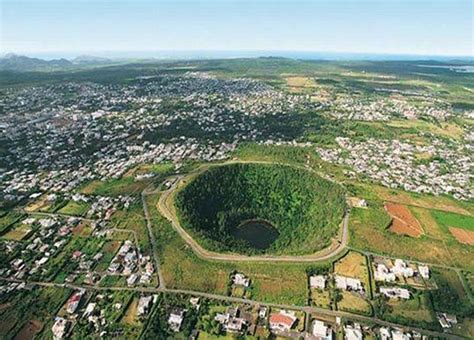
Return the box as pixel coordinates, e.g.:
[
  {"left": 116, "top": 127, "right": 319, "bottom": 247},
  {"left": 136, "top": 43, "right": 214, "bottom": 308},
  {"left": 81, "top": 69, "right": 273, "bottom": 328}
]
[
  {"left": 429, "top": 268, "right": 473, "bottom": 317},
  {"left": 337, "top": 291, "right": 372, "bottom": 316},
  {"left": 430, "top": 210, "right": 474, "bottom": 231},
  {"left": 386, "top": 119, "right": 464, "bottom": 140},
  {"left": 109, "top": 201, "right": 151, "bottom": 256},
  {"left": 310, "top": 288, "right": 332, "bottom": 309},
  {"left": 80, "top": 163, "right": 174, "bottom": 196},
  {"left": 80, "top": 177, "right": 149, "bottom": 196},
  {"left": 1, "top": 223, "right": 32, "bottom": 240},
  {"left": 385, "top": 293, "right": 435, "bottom": 325},
  {"left": 0, "top": 211, "right": 23, "bottom": 235},
  {"left": 57, "top": 200, "right": 90, "bottom": 216}
]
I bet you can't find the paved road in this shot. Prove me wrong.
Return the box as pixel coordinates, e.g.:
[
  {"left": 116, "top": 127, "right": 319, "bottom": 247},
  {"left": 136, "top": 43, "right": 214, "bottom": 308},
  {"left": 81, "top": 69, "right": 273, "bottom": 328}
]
[
  {"left": 157, "top": 160, "right": 350, "bottom": 263},
  {"left": 0, "top": 276, "right": 463, "bottom": 340},
  {"left": 141, "top": 191, "right": 166, "bottom": 289}
]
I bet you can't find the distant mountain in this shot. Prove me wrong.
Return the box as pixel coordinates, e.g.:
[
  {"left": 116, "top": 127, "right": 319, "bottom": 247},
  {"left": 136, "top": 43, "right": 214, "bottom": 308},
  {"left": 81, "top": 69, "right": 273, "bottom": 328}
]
[
  {"left": 0, "top": 53, "right": 73, "bottom": 71},
  {"left": 72, "top": 55, "right": 111, "bottom": 64}
]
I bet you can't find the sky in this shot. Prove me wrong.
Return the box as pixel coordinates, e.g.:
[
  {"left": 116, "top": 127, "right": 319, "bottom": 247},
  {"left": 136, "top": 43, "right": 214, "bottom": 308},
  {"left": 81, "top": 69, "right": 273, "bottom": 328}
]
[{"left": 0, "top": 0, "right": 472, "bottom": 58}]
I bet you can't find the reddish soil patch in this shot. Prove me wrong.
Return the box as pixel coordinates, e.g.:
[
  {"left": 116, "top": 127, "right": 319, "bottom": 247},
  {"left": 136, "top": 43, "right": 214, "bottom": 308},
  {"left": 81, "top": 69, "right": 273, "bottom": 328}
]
[
  {"left": 14, "top": 319, "right": 43, "bottom": 340},
  {"left": 449, "top": 227, "right": 474, "bottom": 246},
  {"left": 385, "top": 202, "right": 423, "bottom": 238}
]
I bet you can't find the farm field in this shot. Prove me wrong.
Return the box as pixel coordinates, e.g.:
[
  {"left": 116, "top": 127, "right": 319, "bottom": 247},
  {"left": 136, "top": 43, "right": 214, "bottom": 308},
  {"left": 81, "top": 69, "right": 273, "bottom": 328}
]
[
  {"left": 349, "top": 199, "right": 474, "bottom": 271},
  {"left": 385, "top": 202, "right": 423, "bottom": 237}
]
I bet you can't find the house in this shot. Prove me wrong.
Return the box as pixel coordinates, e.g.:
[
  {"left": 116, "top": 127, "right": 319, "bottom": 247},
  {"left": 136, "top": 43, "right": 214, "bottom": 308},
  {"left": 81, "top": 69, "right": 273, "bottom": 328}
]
[
  {"left": 269, "top": 310, "right": 297, "bottom": 332},
  {"left": 310, "top": 275, "right": 327, "bottom": 289},
  {"left": 66, "top": 291, "right": 84, "bottom": 314},
  {"left": 233, "top": 273, "right": 250, "bottom": 287},
  {"left": 379, "top": 327, "right": 391, "bottom": 340},
  {"left": 52, "top": 317, "right": 68, "bottom": 340},
  {"left": 168, "top": 308, "right": 185, "bottom": 332},
  {"left": 214, "top": 306, "right": 248, "bottom": 333},
  {"left": 437, "top": 313, "right": 458, "bottom": 329},
  {"left": 379, "top": 287, "right": 410, "bottom": 300},
  {"left": 418, "top": 265, "right": 429, "bottom": 279},
  {"left": 392, "top": 259, "right": 414, "bottom": 278},
  {"left": 312, "top": 319, "right": 333, "bottom": 340},
  {"left": 127, "top": 273, "right": 139, "bottom": 286},
  {"left": 392, "top": 328, "right": 412, "bottom": 340},
  {"left": 374, "top": 264, "right": 396, "bottom": 283},
  {"left": 344, "top": 323, "right": 363, "bottom": 340},
  {"left": 137, "top": 295, "right": 153, "bottom": 317},
  {"left": 335, "top": 275, "right": 364, "bottom": 293}
]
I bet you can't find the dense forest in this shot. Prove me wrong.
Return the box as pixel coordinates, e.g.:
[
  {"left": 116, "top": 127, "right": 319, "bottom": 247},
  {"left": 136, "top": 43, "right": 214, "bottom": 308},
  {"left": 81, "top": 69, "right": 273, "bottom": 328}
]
[{"left": 175, "top": 163, "right": 346, "bottom": 255}]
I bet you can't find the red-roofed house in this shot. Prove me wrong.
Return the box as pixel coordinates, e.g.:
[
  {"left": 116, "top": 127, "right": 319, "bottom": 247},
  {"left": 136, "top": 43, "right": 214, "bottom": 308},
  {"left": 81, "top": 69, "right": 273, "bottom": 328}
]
[{"left": 269, "top": 310, "right": 297, "bottom": 332}]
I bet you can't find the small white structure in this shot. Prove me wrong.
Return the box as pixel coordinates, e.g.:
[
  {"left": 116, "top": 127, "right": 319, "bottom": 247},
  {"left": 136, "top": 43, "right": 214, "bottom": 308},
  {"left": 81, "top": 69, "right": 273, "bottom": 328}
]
[
  {"left": 127, "top": 273, "right": 139, "bottom": 287},
  {"left": 232, "top": 273, "right": 250, "bottom": 287},
  {"left": 52, "top": 317, "right": 68, "bottom": 340},
  {"left": 418, "top": 265, "right": 430, "bottom": 279},
  {"left": 374, "top": 264, "right": 396, "bottom": 283},
  {"left": 379, "top": 327, "right": 391, "bottom": 340},
  {"left": 168, "top": 308, "right": 185, "bottom": 332},
  {"left": 335, "top": 275, "right": 364, "bottom": 293},
  {"left": 344, "top": 323, "right": 363, "bottom": 340},
  {"left": 392, "top": 328, "right": 412, "bottom": 340},
  {"left": 309, "top": 275, "right": 327, "bottom": 289},
  {"left": 312, "top": 319, "right": 333, "bottom": 340},
  {"left": 437, "top": 313, "right": 458, "bottom": 329},
  {"left": 380, "top": 287, "right": 410, "bottom": 300},
  {"left": 392, "top": 259, "right": 414, "bottom": 278},
  {"left": 137, "top": 295, "right": 153, "bottom": 317}
]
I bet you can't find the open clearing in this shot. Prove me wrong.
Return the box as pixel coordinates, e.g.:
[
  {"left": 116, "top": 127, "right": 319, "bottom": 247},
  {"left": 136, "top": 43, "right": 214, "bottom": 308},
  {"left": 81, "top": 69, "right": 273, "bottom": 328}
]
[
  {"left": 386, "top": 294, "right": 434, "bottom": 323},
  {"left": 2, "top": 224, "right": 32, "bottom": 241},
  {"left": 57, "top": 200, "right": 90, "bottom": 216},
  {"left": 122, "top": 298, "right": 139, "bottom": 326},
  {"left": 385, "top": 202, "right": 423, "bottom": 237},
  {"left": 14, "top": 319, "right": 43, "bottom": 340},
  {"left": 337, "top": 291, "right": 371, "bottom": 315},
  {"left": 334, "top": 251, "right": 367, "bottom": 279},
  {"left": 449, "top": 227, "right": 474, "bottom": 246}
]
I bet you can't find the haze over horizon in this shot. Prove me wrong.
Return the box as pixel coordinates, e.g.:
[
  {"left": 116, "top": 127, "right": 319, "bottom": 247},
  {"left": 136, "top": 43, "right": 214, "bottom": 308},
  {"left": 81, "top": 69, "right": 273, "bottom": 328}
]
[{"left": 1, "top": 0, "right": 473, "bottom": 59}]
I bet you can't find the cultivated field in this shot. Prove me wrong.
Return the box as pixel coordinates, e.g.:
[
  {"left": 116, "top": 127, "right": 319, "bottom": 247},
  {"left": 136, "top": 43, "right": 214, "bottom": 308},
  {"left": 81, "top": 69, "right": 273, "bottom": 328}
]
[{"left": 385, "top": 202, "right": 423, "bottom": 237}]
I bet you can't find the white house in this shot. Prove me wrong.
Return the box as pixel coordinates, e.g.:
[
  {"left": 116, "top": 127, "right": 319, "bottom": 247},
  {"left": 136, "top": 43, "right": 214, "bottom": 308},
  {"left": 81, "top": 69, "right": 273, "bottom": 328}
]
[
  {"left": 418, "top": 265, "right": 429, "bottom": 279},
  {"left": 310, "top": 275, "right": 327, "bottom": 289},
  {"left": 344, "top": 323, "right": 363, "bottom": 340},
  {"left": 335, "top": 275, "right": 364, "bottom": 293},
  {"left": 380, "top": 287, "right": 410, "bottom": 300},
  {"left": 312, "top": 320, "right": 333, "bottom": 340},
  {"left": 233, "top": 273, "right": 250, "bottom": 287}
]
